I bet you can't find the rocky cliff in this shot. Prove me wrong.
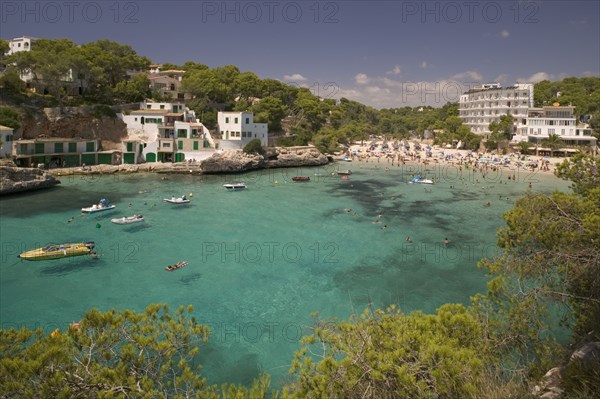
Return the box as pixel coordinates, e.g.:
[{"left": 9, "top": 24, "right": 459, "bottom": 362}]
[
  {"left": 18, "top": 105, "right": 128, "bottom": 151},
  {"left": 0, "top": 162, "right": 61, "bottom": 195},
  {"left": 200, "top": 146, "right": 329, "bottom": 173}
]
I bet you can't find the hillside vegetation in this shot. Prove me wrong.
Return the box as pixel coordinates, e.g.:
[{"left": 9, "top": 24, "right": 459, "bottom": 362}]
[{"left": 1, "top": 38, "right": 599, "bottom": 153}]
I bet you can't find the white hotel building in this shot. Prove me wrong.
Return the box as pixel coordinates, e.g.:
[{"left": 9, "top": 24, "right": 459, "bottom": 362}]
[
  {"left": 459, "top": 83, "right": 534, "bottom": 137},
  {"left": 516, "top": 106, "right": 597, "bottom": 148}
]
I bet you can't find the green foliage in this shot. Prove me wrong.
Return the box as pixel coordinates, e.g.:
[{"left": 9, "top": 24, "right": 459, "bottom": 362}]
[
  {"left": 517, "top": 141, "right": 533, "bottom": 154},
  {"left": 5, "top": 38, "right": 150, "bottom": 105},
  {"left": 555, "top": 153, "right": 600, "bottom": 196},
  {"left": 0, "top": 39, "right": 9, "bottom": 67},
  {"left": 0, "top": 304, "right": 278, "bottom": 399},
  {"left": 433, "top": 115, "right": 481, "bottom": 150},
  {"left": 250, "top": 96, "right": 287, "bottom": 132},
  {"left": 473, "top": 156, "right": 600, "bottom": 375},
  {"left": 243, "top": 139, "right": 266, "bottom": 156},
  {"left": 113, "top": 73, "right": 151, "bottom": 103},
  {"left": 534, "top": 77, "right": 600, "bottom": 116},
  {"left": 286, "top": 304, "right": 489, "bottom": 399},
  {"left": 0, "top": 106, "right": 21, "bottom": 130},
  {"left": 91, "top": 104, "right": 117, "bottom": 119},
  {"left": 0, "top": 67, "right": 27, "bottom": 95}
]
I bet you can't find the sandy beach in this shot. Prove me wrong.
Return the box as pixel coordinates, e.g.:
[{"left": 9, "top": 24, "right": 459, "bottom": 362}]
[{"left": 343, "top": 139, "right": 568, "bottom": 178}]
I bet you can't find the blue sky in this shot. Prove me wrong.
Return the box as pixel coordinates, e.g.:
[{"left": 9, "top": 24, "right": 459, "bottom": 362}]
[{"left": 2, "top": 0, "right": 599, "bottom": 108}]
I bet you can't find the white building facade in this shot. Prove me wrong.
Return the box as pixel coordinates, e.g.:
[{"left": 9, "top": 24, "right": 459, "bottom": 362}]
[
  {"left": 515, "top": 106, "right": 597, "bottom": 148},
  {"left": 118, "top": 101, "right": 215, "bottom": 162},
  {"left": 0, "top": 125, "right": 15, "bottom": 158},
  {"left": 217, "top": 111, "right": 268, "bottom": 149},
  {"left": 459, "top": 83, "right": 534, "bottom": 137}
]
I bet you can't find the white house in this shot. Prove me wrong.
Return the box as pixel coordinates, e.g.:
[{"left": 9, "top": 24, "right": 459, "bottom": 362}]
[
  {"left": 514, "top": 105, "right": 597, "bottom": 149},
  {"left": 217, "top": 111, "right": 268, "bottom": 149},
  {"left": 459, "top": 83, "right": 533, "bottom": 137},
  {"left": 7, "top": 36, "right": 37, "bottom": 55},
  {"left": 6, "top": 36, "right": 38, "bottom": 82},
  {"left": 118, "top": 100, "right": 215, "bottom": 163},
  {"left": 0, "top": 125, "right": 15, "bottom": 158}
]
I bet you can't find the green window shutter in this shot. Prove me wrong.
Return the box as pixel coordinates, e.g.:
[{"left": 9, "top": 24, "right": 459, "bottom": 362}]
[
  {"left": 35, "top": 143, "right": 44, "bottom": 154},
  {"left": 127, "top": 142, "right": 133, "bottom": 152},
  {"left": 20, "top": 143, "right": 28, "bottom": 153},
  {"left": 193, "top": 141, "right": 198, "bottom": 150},
  {"left": 225, "top": 117, "right": 229, "bottom": 123},
  {"left": 245, "top": 118, "right": 249, "bottom": 124},
  {"left": 54, "top": 143, "right": 63, "bottom": 153},
  {"left": 69, "top": 142, "right": 77, "bottom": 153},
  {"left": 178, "top": 140, "right": 183, "bottom": 150},
  {"left": 235, "top": 117, "right": 238, "bottom": 123},
  {"left": 86, "top": 142, "right": 95, "bottom": 152}
]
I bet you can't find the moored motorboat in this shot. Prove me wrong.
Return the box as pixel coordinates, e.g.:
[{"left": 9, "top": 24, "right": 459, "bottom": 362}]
[
  {"left": 292, "top": 176, "right": 310, "bottom": 182},
  {"left": 19, "top": 242, "right": 95, "bottom": 261},
  {"left": 81, "top": 198, "right": 115, "bottom": 213},
  {"left": 111, "top": 215, "right": 144, "bottom": 224},
  {"left": 165, "top": 260, "right": 188, "bottom": 271},
  {"left": 224, "top": 183, "right": 246, "bottom": 190},
  {"left": 337, "top": 170, "right": 352, "bottom": 175},
  {"left": 409, "top": 176, "right": 434, "bottom": 184},
  {"left": 163, "top": 196, "right": 190, "bottom": 204}
]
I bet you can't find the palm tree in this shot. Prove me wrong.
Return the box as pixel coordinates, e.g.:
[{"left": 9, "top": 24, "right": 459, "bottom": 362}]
[
  {"left": 542, "top": 133, "right": 562, "bottom": 157},
  {"left": 517, "top": 141, "right": 532, "bottom": 155}
]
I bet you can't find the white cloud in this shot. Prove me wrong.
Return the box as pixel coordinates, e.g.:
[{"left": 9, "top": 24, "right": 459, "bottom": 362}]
[
  {"left": 493, "top": 74, "right": 509, "bottom": 84},
  {"left": 452, "top": 70, "right": 483, "bottom": 82},
  {"left": 354, "top": 73, "right": 370, "bottom": 85},
  {"left": 498, "top": 30, "right": 510, "bottom": 38},
  {"left": 282, "top": 73, "right": 306, "bottom": 82},
  {"left": 581, "top": 71, "right": 600, "bottom": 78},
  {"left": 420, "top": 61, "right": 428, "bottom": 69},
  {"left": 386, "top": 65, "right": 402, "bottom": 75},
  {"left": 517, "top": 72, "right": 552, "bottom": 83},
  {"left": 332, "top": 72, "right": 484, "bottom": 109}
]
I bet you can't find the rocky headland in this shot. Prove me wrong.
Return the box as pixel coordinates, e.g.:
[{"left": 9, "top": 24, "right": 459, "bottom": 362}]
[
  {"left": 0, "top": 161, "right": 61, "bottom": 195},
  {"left": 200, "top": 146, "right": 329, "bottom": 173}
]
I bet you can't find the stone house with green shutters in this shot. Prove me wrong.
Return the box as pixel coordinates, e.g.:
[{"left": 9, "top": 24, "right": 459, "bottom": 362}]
[{"left": 12, "top": 138, "right": 117, "bottom": 167}]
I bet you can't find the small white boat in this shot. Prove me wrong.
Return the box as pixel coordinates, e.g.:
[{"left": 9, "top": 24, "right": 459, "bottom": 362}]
[
  {"left": 81, "top": 199, "right": 116, "bottom": 213},
  {"left": 224, "top": 183, "right": 246, "bottom": 190},
  {"left": 111, "top": 215, "right": 144, "bottom": 224},
  {"left": 163, "top": 196, "right": 190, "bottom": 204},
  {"left": 409, "top": 176, "right": 434, "bottom": 185}
]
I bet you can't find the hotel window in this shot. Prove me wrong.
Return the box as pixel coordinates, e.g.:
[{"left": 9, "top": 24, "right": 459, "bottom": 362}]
[{"left": 54, "top": 143, "right": 63, "bottom": 153}]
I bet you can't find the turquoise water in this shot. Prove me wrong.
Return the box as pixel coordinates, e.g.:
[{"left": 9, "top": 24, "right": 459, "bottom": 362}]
[{"left": 0, "top": 162, "right": 569, "bottom": 386}]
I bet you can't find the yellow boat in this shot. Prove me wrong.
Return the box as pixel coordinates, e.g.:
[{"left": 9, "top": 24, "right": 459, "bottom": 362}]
[{"left": 19, "top": 242, "right": 95, "bottom": 261}]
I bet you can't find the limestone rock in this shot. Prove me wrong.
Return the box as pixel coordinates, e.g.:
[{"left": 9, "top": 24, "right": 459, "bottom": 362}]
[
  {"left": 265, "top": 146, "right": 329, "bottom": 168},
  {"left": 0, "top": 166, "right": 61, "bottom": 195},
  {"left": 200, "top": 146, "right": 328, "bottom": 173},
  {"left": 200, "top": 150, "right": 265, "bottom": 173}
]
